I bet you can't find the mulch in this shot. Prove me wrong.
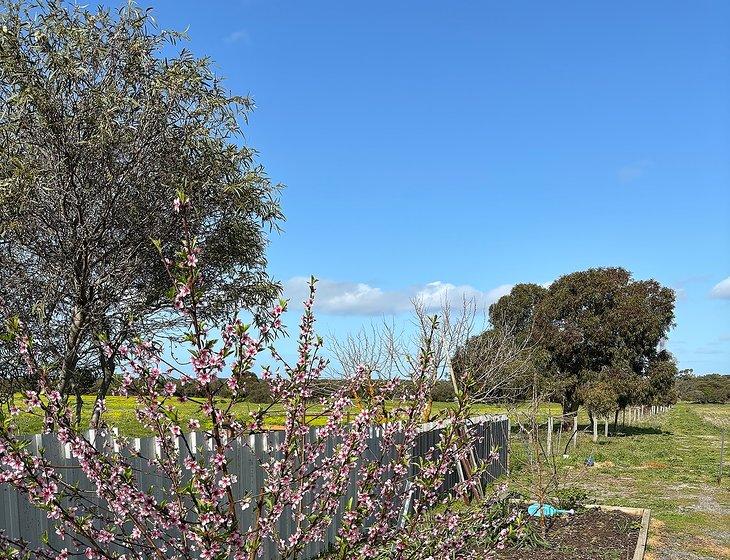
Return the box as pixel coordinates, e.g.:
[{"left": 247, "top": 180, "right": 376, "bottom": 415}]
[{"left": 496, "top": 507, "right": 641, "bottom": 560}]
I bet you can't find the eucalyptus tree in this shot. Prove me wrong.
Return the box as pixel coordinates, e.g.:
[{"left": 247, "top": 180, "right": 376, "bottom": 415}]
[
  {"left": 0, "top": 0, "right": 283, "bottom": 425},
  {"left": 480, "top": 268, "right": 676, "bottom": 415},
  {"left": 537, "top": 267, "right": 675, "bottom": 414}
]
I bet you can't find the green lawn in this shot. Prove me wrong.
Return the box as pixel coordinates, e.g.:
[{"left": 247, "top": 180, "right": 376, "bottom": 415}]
[
  {"left": 11, "top": 396, "right": 561, "bottom": 437},
  {"left": 507, "top": 403, "right": 730, "bottom": 560}
]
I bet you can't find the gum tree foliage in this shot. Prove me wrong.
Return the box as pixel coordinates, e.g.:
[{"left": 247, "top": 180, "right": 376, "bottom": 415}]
[
  {"left": 0, "top": 0, "right": 282, "bottom": 423},
  {"left": 488, "top": 283, "right": 547, "bottom": 341},
  {"left": 480, "top": 268, "right": 676, "bottom": 414},
  {"left": 580, "top": 381, "right": 617, "bottom": 420},
  {"left": 644, "top": 352, "right": 679, "bottom": 406}
]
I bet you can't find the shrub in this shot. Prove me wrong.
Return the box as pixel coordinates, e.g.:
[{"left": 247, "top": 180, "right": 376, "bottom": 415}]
[
  {"left": 581, "top": 381, "right": 618, "bottom": 419},
  {"left": 431, "top": 380, "right": 456, "bottom": 402},
  {"left": 552, "top": 486, "right": 593, "bottom": 512}
]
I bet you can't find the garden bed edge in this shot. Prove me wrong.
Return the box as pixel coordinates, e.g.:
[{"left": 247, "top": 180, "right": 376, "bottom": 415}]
[{"left": 584, "top": 505, "right": 651, "bottom": 560}]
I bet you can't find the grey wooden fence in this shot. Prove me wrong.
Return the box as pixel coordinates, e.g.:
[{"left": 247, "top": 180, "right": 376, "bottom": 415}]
[{"left": 0, "top": 414, "right": 509, "bottom": 559}]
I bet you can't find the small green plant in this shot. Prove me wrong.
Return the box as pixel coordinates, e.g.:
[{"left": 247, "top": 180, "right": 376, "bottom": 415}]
[
  {"left": 481, "top": 498, "right": 548, "bottom": 550},
  {"left": 615, "top": 516, "right": 641, "bottom": 535},
  {"left": 552, "top": 485, "right": 593, "bottom": 512}
]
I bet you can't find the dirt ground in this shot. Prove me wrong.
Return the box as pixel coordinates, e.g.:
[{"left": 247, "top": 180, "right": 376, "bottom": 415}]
[{"left": 496, "top": 508, "right": 641, "bottom": 560}]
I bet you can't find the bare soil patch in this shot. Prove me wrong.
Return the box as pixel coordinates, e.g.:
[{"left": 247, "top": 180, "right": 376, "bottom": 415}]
[{"left": 497, "top": 508, "right": 641, "bottom": 560}]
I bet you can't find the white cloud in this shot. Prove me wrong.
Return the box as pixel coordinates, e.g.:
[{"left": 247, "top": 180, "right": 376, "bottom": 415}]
[
  {"left": 618, "top": 159, "right": 652, "bottom": 183},
  {"left": 223, "top": 29, "right": 251, "bottom": 45},
  {"left": 710, "top": 277, "right": 730, "bottom": 299},
  {"left": 283, "top": 277, "right": 513, "bottom": 316},
  {"left": 414, "top": 281, "right": 513, "bottom": 311}
]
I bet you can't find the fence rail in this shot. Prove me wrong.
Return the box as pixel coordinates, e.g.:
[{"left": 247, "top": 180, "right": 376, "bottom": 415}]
[{"left": 0, "top": 415, "right": 509, "bottom": 559}]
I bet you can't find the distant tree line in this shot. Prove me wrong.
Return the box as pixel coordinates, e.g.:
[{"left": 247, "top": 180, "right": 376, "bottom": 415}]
[{"left": 676, "top": 370, "right": 730, "bottom": 403}]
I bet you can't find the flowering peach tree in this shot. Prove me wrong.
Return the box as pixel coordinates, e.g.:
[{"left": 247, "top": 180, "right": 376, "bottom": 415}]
[{"left": 0, "top": 195, "right": 523, "bottom": 559}]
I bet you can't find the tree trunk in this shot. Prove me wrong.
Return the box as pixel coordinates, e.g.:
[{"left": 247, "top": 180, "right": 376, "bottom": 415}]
[
  {"left": 51, "top": 304, "right": 86, "bottom": 431},
  {"left": 90, "top": 345, "right": 115, "bottom": 429},
  {"left": 59, "top": 305, "right": 86, "bottom": 398},
  {"left": 562, "top": 386, "right": 580, "bottom": 427},
  {"left": 613, "top": 409, "right": 620, "bottom": 433},
  {"left": 563, "top": 386, "right": 579, "bottom": 414}
]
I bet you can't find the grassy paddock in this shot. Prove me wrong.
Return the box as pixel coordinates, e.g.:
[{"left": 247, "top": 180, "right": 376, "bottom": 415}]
[
  {"left": 9, "top": 395, "right": 562, "bottom": 437},
  {"left": 507, "top": 403, "right": 730, "bottom": 559}
]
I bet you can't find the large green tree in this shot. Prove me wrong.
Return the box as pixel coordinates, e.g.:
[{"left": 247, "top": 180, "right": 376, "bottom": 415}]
[
  {"left": 488, "top": 282, "right": 547, "bottom": 339},
  {"left": 0, "top": 0, "right": 283, "bottom": 425},
  {"left": 484, "top": 268, "right": 676, "bottom": 414}
]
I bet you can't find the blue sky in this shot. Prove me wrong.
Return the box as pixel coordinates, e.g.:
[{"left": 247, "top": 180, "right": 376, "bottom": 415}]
[{"left": 147, "top": 0, "right": 729, "bottom": 374}]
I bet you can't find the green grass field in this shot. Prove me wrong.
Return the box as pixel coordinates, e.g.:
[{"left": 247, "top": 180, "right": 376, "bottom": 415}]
[
  {"left": 11, "top": 395, "right": 562, "bottom": 437},
  {"left": 507, "top": 403, "right": 730, "bottom": 560}
]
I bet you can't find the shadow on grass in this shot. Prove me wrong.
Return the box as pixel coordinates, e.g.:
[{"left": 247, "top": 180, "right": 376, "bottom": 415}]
[
  {"left": 507, "top": 424, "right": 671, "bottom": 439},
  {"left": 612, "top": 425, "right": 672, "bottom": 437},
  {"left": 566, "top": 423, "right": 671, "bottom": 437}
]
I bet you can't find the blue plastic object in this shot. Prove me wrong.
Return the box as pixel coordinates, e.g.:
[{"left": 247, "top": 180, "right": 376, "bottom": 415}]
[{"left": 527, "top": 503, "right": 575, "bottom": 517}]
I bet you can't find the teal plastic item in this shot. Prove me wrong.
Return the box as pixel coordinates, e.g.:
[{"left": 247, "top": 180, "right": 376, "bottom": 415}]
[{"left": 527, "top": 502, "right": 575, "bottom": 517}]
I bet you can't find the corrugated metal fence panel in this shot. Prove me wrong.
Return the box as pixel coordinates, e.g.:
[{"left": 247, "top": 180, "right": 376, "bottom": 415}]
[{"left": 0, "top": 416, "right": 509, "bottom": 559}]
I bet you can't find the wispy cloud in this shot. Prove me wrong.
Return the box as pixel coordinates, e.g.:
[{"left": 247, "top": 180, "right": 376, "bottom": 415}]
[
  {"left": 710, "top": 277, "right": 730, "bottom": 299},
  {"left": 693, "top": 346, "right": 724, "bottom": 355},
  {"left": 223, "top": 29, "right": 251, "bottom": 45},
  {"left": 283, "top": 278, "right": 513, "bottom": 316},
  {"left": 692, "top": 334, "right": 730, "bottom": 355},
  {"left": 670, "top": 275, "right": 713, "bottom": 302},
  {"left": 617, "top": 159, "right": 652, "bottom": 183}
]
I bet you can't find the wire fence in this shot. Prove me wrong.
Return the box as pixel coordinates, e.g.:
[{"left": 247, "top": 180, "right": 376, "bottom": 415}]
[{"left": 540, "top": 404, "right": 673, "bottom": 452}]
